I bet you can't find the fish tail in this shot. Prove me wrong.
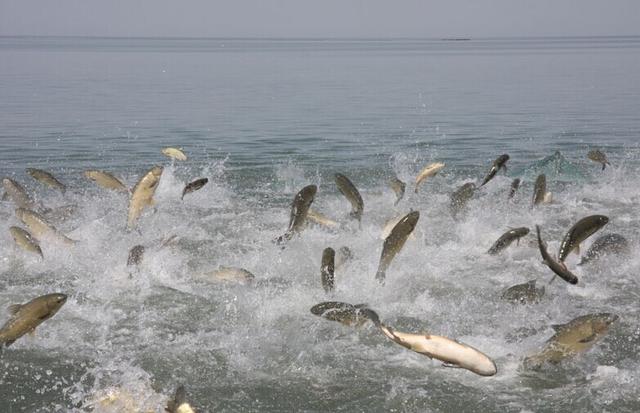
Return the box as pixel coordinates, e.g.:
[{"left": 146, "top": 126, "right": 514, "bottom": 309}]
[
  {"left": 360, "top": 308, "right": 381, "bottom": 327},
  {"left": 375, "top": 270, "right": 386, "bottom": 284}
]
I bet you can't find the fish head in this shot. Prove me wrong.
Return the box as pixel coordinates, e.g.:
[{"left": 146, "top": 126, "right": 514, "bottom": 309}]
[
  {"left": 594, "top": 215, "right": 609, "bottom": 227},
  {"left": 310, "top": 301, "right": 340, "bottom": 316},
  {"left": 45, "top": 293, "right": 68, "bottom": 312},
  {"left": 590, "top": 313, "right": 618, "bottom": 333}
]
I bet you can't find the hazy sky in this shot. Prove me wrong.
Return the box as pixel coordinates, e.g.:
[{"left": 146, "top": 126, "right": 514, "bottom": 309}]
[{"left": 1, "top": 0, "right": 638, "bottom": 38}]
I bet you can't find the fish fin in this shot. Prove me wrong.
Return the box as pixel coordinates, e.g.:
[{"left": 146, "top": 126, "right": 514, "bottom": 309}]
[
  {"left": 28, "top": 328, "right": 36, "bottom": 337},
  {"left": 8, "top": 304, "right": 22, "bottom": 315},
  {"left": 547, "top": 274, "right": 557, "bottom": 285},
  {"left": 354, "top": 303, "right": 369, "bottom": 309},
  {"left": 4, "top": 339, "right": 15, "bottom": 347},
  {"left": 442, "top": 362, "right": 462, "bottom": 369},
  {"left": 526, "top": 280, "right": 537, "bottom": 286},
  {"left": 375, "top": 270, "right": 386, "bottom": 284},
  {"left": 550, "top": 324, "right": 565, "bottom": 332},
  {"left": 579, "top": 334, "right": 597, "bottom": 343}
]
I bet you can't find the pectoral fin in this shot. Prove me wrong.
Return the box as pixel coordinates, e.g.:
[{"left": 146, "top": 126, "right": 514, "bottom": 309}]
[
  {"left": 579, "top": 334, "right": 597, "bottom": 343},
  {"left": 442, "top": 362, "right": 462, "bottom": 369},
  {"left": 7, "top": 304, "right": 22, "bottom": 315}
]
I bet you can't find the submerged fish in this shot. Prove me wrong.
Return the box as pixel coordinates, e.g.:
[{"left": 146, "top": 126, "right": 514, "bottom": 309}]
[
  {"left": 500, "top": 280, "right": 545, "bottom": 304},
  {"left": 531, "top": 174, "right": 546, "bottom": 207},
  {"left": 480, "top": 154, "right": 509, "bottom": 187},
  {"left": 536, "top": 225, "right": 578, "bottom": 284},
  {"left": 320, "top": 247, "right": 335, "bottom": 293},
  {"left": 0, "top": 293, "right": 67, "bottom": 347},
  {"left": 307, "top": 208, "right": 340, "bottom": 229},
  {"left": 389, "top": 177, "right": 406, "bottom": 205},
  {"left": 166, "top": 385, "right": 196, "bottom": 413},
  {"left": 2, "top": 177, "right": 35, "bottom": 209},
  {"left": 587, "top": 150, "right": 610, "bottom": 170},
  {"left": 578, "top": 233, "right": 630, "bottom": 265},
  {"left": 558, "top": 215, "right": 609, "bottom": 262},
  {"left": 375, "top": 210, "right": 419, "bottom": 283},
  {"left": 9, "top": 226, "right": 43, "bottom": 259},
  {"left": 367, "top": 310, "right": 497, "bottom": 377},
  {"left": 523, "top": 313, "right": 618, "bottom": 369},
  {"left": 127, "top": 166, "right": 163, "bottom": 230},
  {"left": 15, "top": 207, "right": 77, "bottom": 245},
  {"left": 209, "top": 266, "right": 255, "bottom": 284},
  {"left": 162, "top": 147, "right": 187, "bottom": 161},
  {"left": 450, "top": 182, "right": 476, "bottom": 218},
  {"left": 181, "top": 177, "right": 208, "bottom": 200},
  {"left": 310, "top": 302, "right": 374, "bottom": 327},
  {"left": 127, "top": 245, "right": 145, "bottom": 267},
  {"left": 335, "top": 246, "right": 353, "bottom": 269},
  {"left": 335, "top": 173, "right": 364, "bottom": 222},
  {"left": 26, "top": 168, "right": 66, "bottom": 193},
  {"left": 487, "top": 227, "right": 530, "bottom": 255},
  {"left": 508, "top": 178, "right": 521, "bottom": 199},
  {"left": 84, "top": 170, "right": 128, "bottom": 193},
  {"left": 414, "top": 162, "right": 445, "bottom": 193},
  {"left": 275, "top": 184, "right": 317, "bottom": 245}
]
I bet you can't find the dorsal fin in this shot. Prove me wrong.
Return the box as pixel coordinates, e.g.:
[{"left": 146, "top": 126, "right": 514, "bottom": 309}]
[
  {"left": 551, "top": 324, "right": 565, "bottom": 332},
  {"left": 7, "top": 304, "right": 21, "bottom": 315},
  {"left": 354, "top": 303, "right": 369, "bottom": 309}
]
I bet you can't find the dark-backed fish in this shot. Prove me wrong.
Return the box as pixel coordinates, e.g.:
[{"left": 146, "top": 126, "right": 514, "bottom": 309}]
[
  {"left": 320, "top": 247, "right": 335, "bottom": 293},
  {"left": 335, "top": 173, "right": 364, "bottom": 222},
  {"left": 2, "top": 178, "right": 34, "bottom": 209},
  {"left": 389, "top": 177, "right": 406, "bottom": 205},
  {"left": 0, "top": 293, "right": 67, "bottom": 347},
  {"left": 480, "top": 154, "right": 509, "bottom": 187},
  {"left": 508, "top": 178, "right": 520, "bottom": 199},
  {"left": 166, "top": 385, "right": 196, "bottom": 413},
  {"left": 487, "top": 227, "right": 529, "bottom": 255},
  {"left": 450, "top": 182, "right": 475, "bottom": 218},
  {"left": 310, "top": 301, "right": 374, "bottom": 327},
  {"left": 531, "top": 174, "right": 546, "bottom": 207},
  {"left": 127, "top": 245, "right": 145, "bottom": 267},
  {"left": 558, "top": 215, "right": 609, "bottom": 262},
  {"left": 275, "top": 184, "right": 317, "bottom": 245},
  {"left": 9, "top": 226, "right": 43, "bottom": 259},
  {"left": 16, "top": 207, "right": 77, "bottom": 245},
  {"left": 578, "top": 233, "right": 630, "bottom": 265},
  {"left": 536, "top": 225, "right": 578, "bottom": 284},
  {"left": 26, "top": 168, "right": 66, "bottom": 193},
  {"left": 500, "top": 280, "right": 544, "bottom": 304},
  {"left": 181, "top": 178, "right": 208, "bottom": 200},
  {"left": 375, "top": 210, "right": 419, "bottom": 283},
  {"left": 587, "top": 150, "right": 610, "bottom": 170}
]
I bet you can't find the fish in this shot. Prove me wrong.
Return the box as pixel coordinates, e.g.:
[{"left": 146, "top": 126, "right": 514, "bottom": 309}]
[
  {"left": 0, "top": 293, "right": 67, "bottom": 347},
  {"left": 84, "top": 170, "right": 128, "bottom": 192},
  {"left": 535, "top": 225, "right": 578, "bottom": 284},
  {"left": 335, "top": 246, "right": 353, "bottom": 269},
  {"left": 41, "top": 203, "right": 79, "bottom": 223},
  {"left": 127, "top": 166, "right": 163, "bottom": 230},
  {"left": 558, "top": 215, "right": 609, "bottom": 262},
  {"left": 380, "top": 212, "right": 417, "bottom": 241},
  {"left": 310, "top": 301, "right": 375, "bottom": 327},
  {"left": 578, "top": 233, "right": 630, "bottom": 265},
  {"left": 523, "top": 313, "right": 618, "bottom": 369},
  {"left": 275, "top": 184, "right": 317, "bottom": 245},
  {"left": 127, "top": 245, "right": 145, "bottom": 267},
  {"left": 480, "top": 154, "right": 509, "bottom": 187},
  {"left": 587, "top": 150, "right": 610, "bottom": 170},
  {"left": 508, "top": 178, "right": 521, "bottom": 199},
  {"left": 487, "top": 227, "right": 530, "bottom": 255},
  {"left": 9, "top": 226, "right": 43, "bottom": 259},
  {"left": 26, "top": 168, "right": 66, "bottom": 193},
  {"left": 500, "top": 280, "right": 545, "bottom": 304},
  {"left": 335, "top": 173, "right": 364, "bottom": 222},
  {"left": 162, "top": 147, "right": 187, "bottom": 161},
  {"left": 181, "top": 178, "right": 208, "bottom": 200},
  {"left": 375, "top": 210, "right": 419, "bottom": 283},
  {"left": 449, "top": 182, "right": 476, "bottom": 218},
  {"left": 531, "top": 174, "right": 546, "bottom": 207},
  {"left": 389, "top": 177, "right": 406, "bottom": 205},
  {"left": 208, "top": 266, "right": 255, "bottom": 284},
  {"left": 320, "top": 247, "right": 335, "bottom": 293},
  {"left": 166, "top": 385, "right": 196, "bottom": 413},
  {"left": 414, "top": 162, "right": 445, "bottom": 193},
  {"left": 307, "top": 208, "right": 340, "bottom": 229},
  {"left": 367, "top": 310, "right": 497, "bottom": 377},
  {"left": 15, "top": 208, "right": 77, "bottom": 245},
  {"left": 2, "top": 178, "right": 34, "bottom": 209},
  {"left": 86, "top": 388, "right": 156, "bottom": 413}
]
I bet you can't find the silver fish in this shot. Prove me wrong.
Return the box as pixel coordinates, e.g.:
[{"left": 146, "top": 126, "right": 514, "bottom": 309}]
[
  {"left": 275, "top": 184, "right": 317, "bottom": 245},
  {"left": 480, "top": 154, "right": 509, "bottom": 187},
  {"left": 0, "top": 293, "right": 67, "bottom": 347},
  {"left": 182, "top": 178, "right": 208, "bottom": 200},
  {"left": 375, "top": 210, "right": 419, "bottom": 283},
  {"left": 487, "top": 227, "right": 529, "bottom": 255},
  {"left": 320, "top": 247, "right": 335, "bottom": 293},
  {"left": 558, "top": 215, "right": 609, "bottom": 262},
  {"left": 335, "top": 173, "right": 364, "bottom": 222},
  {"left": 26, "top": 168, "right": 66, "bottom": 193}
]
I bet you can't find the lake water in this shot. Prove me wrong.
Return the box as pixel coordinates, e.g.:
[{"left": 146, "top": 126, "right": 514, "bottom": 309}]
[{"left": 0, "top": 36, "right": 639, "bottom": 412}]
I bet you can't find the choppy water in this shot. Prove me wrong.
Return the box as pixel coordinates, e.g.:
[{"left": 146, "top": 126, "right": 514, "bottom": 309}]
[{"left": 1, "top": 36, "right": 640, "bottom": 412}]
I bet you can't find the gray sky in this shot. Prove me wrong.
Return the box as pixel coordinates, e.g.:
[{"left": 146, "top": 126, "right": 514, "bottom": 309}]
[{"left": 0, "top": 0, "right": 638, "bottom": 38}]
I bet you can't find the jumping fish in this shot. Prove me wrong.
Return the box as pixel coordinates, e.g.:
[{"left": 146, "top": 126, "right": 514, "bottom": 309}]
[
  {"left": 320, "top": 247, "right": 335, "bottom": 293},
  {"left": 84, "top": 170, "right": 128, "bottom": 193},
  {"left": 335, "top": 173, "right": 364, "bottom": 223},
  {"left": 367, "top": 310, "right": 497, "bottom": 376},
  {"left": 487, "top": 227, "right": 529, "bottom": 255},
  {"left": 307, "top": 208, "right": 340, "bottom": 229},
  {"left": 381, "top": 212, "right": 417, "bottom": 241},
  {"left": 375, "top": 210, "right": 419, "bottom": 283},
  {"left": 209, "top": 266, "right": 255, "bottom": 284},
  {"left": 26, "top": 168, "right": 66, "bottom": 193},
  {"left": 480, "top": 154, "right": 509, "bottom": 187},
  {"left": 0, "top": 293, "right": 67, "bottom": 347},
  {"left": 162, "top": 147, "right": 187, "bottom": 161},
  {"left": 166, "top": 385, "right": 196, "bottom": 413},
  {"left": 523, "top": 313, "right": 618, "bottom": 369},
  {"left": 535, "top": 225, "right": 578, "bottom": 284},
  {"left": 578, "top": 233, "right": 630, "bottom": 265},
  {"left": 2, "top": 178, "right": 34, "bottom": 209},
  {"left": 508, "top": 178, "right": 521, "bottom": 199},
  {"left": 415, "top": 162, "right": 445, "bottom": 193},
  {"left": 9, "top": 226, "right": 43, "bottom": 259},
  {"left": 531, "top": 174, "right": 546, "bottom": 207},
  {"left": 310, "top": 302, "right": 374, "bottom": 327},
  {"left": 275, "top": 184, "right": 317, "bottom": 245},
  {"left": 389, "top": 177, "right": 406, "bottom": 205},
  {"left": 181, "top": 178, "right": 208, "bottom": 200},
  {"left": 500, "top": 280, "right": 545, "bottom": 304},
  {"left": 587, "top": 150, "right": 610, "bottom": 170},
  {"left": 127, "top": 166, "right": 163, "bottom": 230},
  {"left": 15, "top": 208, "right": 77, "bottom": 245},
  {"left": 450, "top": 182, "right": 475, "bottom": 218},
  {"left": 558, "top": 215, "right": 609, "bottom": 262}
]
